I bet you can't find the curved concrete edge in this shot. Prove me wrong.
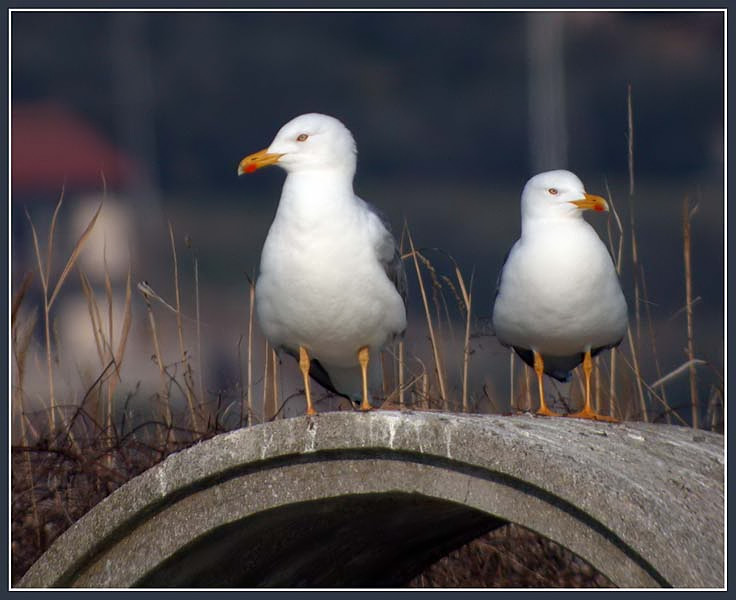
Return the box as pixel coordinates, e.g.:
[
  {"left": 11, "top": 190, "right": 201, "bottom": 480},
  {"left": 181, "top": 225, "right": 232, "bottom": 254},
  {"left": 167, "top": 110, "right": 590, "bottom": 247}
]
[{"left": 18, "top": 411, "right": 724, "bottom": 588}]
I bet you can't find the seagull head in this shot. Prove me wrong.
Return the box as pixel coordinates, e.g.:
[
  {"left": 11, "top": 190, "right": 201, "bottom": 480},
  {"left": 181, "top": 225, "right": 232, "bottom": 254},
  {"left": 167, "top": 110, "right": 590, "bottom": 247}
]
[
  {"left": 238, "top": 113, "right": 357, "bottom": 177},
  {"left": 520, "top": 170, "right": 609, "bottom": 221}
]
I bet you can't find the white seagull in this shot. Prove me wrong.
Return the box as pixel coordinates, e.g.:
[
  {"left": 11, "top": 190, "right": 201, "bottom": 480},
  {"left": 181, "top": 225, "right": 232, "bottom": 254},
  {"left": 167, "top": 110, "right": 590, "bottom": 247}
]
[
  {"left": 492, "top": 170, "right": 628, "bottom": 421},
  {"left": 238, "top": 113, "right": 407, "bottom": 415}
]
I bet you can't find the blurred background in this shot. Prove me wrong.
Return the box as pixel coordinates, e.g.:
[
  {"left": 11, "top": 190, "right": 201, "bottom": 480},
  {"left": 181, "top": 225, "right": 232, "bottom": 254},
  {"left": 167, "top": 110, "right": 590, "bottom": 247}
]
[{"left": 10, "top": 10, "right": 724, "bottom": 426}]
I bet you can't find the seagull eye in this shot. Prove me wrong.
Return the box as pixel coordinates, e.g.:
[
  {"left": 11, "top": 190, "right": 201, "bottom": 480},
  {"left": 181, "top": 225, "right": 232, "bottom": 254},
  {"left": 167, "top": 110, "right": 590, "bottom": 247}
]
[
  {"left": 548, "top": 188, "right": 559, "bottom": 195},
  {"left": 296, "top": 134, "right": 309, "bottom": 142}
]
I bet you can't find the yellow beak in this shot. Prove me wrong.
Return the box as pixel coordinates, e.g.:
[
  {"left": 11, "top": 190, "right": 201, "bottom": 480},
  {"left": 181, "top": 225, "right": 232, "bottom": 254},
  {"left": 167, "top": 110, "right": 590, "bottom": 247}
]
[
  {"left": 237, "top": 148, "right": 284, "bottom": 175},
  {"left": 570, "top": 193, "right": 609, "bottom": 213}
]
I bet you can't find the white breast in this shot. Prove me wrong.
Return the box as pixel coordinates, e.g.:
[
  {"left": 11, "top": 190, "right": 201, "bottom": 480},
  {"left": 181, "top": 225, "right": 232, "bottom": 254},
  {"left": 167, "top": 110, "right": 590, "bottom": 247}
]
[
  {"left": 493, "top": 220, "right": 627, "bottom": 356},
  {"left": 255, "top": 184, "right": 406, "bottom": 369}
]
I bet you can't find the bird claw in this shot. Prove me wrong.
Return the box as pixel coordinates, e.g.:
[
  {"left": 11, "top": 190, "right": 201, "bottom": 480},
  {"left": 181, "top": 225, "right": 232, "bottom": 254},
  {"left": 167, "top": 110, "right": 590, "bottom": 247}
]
[
  {"left": 567, "top": 409, "right": 618, "bottom": 423},
  {"left": 535, "top": 405, "right": 562, "bottom": 418}
]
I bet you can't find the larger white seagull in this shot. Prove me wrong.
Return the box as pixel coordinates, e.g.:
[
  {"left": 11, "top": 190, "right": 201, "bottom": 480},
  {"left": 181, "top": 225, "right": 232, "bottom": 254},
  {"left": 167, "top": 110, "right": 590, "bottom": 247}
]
[
  {"left": 238, "top": 113, "right": 407, "bottom": 415},
  {"left": 492, "top": 170, "right": 628, "bottom": 421}
]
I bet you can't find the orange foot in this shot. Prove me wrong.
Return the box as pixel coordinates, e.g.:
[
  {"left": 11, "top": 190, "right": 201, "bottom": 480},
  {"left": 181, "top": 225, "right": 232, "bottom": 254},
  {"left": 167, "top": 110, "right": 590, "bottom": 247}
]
[
  {"left": 536, "top": 405, "right": 562, "bottom": 418},
  {"left": 567, "top": 407, "right": 618, "bottom": 423}
]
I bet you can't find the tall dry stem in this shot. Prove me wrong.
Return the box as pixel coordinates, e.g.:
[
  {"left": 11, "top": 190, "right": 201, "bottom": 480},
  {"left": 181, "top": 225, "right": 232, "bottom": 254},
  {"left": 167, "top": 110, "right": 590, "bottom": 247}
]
[
  {"left": 682, "top": 197, "right": 699, "bottom": 428},
  {"left": 25, "top": 196, "right": 102, "bottom": 434},
  {"left": 12, "top": 273, "right": 35, "bottom": 443},
  {"left": 104, "top": 252, "right": 115, "bottom": 439},
  {"left": 624, "top": 327, "right": 647, "bottom": 421},
  {"left": 246, "top": 277, "right": 256, "bottom": 426},
  {"left": 108, "top": 266, "right": 133, "bottom": 434},
  {"left": 169, "top": 222, "right": 198, "bottom": 432},
  {"left": 624, "top": 91, "right": 647, "bottom": 421},
  {"left": 640, "top": 267, "right": 671, "bottom": 422},
  {"left": 272, "top": 349, "right": 280, "bottom": 419},
  {"left": 188, "top": 237, "right": 206, "bottom": 414},
  {"left": 398, "top": 340, "right": 405, "bottom": 408},
  {"left": 406, "top": 228, "right": 447, "bottom": 407},
  {"left": 523, "top": 365, "right": 532, "bottom": 412},
  {"left": 604, "top": 181, "right": 624, "bottom": 416},
  {"left": 627, "top": 83, "right": 635, "bottom": 196},
  {"left": 11, "top": 271, "right": 34, "bottom": 328},
  {"left": 138, "top": 284, "right": 174, "bottom": 440},
  {"left": 455, "top": 266, "right": 473, "bottom": 412},
  {"left": 262, "top": 338, "right": 271, "bottom": 422},
  {"left": 27, "top": 211, "right": 54, "bottom": 430},
  {"left": 509, "top": 352, "right": 515, "bottom": 412}
]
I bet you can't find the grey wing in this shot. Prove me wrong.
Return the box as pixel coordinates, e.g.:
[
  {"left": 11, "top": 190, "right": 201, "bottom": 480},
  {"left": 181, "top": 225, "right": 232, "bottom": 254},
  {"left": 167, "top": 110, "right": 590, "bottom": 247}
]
[
  {"left": 490, "top": 245, "right": 513, "bottom": 343},
  {"left": 492, "top": 246, "right": 512, "bottom": 305},
  {"left": 364, "top": 201, "right": 408, "bottom": 308},
  {"left": 386, "top": 244, "right": 408, "bottom": 307}
]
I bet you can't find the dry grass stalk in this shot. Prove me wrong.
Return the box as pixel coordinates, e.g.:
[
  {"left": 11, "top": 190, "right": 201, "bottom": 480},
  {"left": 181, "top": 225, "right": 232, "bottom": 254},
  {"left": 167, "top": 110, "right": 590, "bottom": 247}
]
[
  {"left": 103, "top": 253, "right": 115, "bottom": 443},
  {"left": 509, "top": 351, "right": 515, "bottom": 412},
  {"left": 26, "top": 197, "right": 102, "bottom": 433},
  {"left": 48, "top": 201, "right": 102, "bottom": 311},
  {"left": 79, "top": 272, "right": 105, "bottom": 369},
  {"left": 108, "top": 267, "right": 133, "bottom": 439},
  {"left": 272, "top": 349, "right": 280, "bottom": 420},
  {"left": 79, "top": 271, "right": 106, "bottom": 428},
  {"left": 603, "top": 182, "right": 624, "bottom": 417},
  {"left": 246, "top": 277, "right": 256, "bottom": 426},
  {"left": 707, "top": 386, "right": 723, "bottom": 432},
  {"left": 421, "top": 367, "right": 429, "bottom": 408},
  {"left": 623, "top": 89, "right": 648, "bottom": 421},
  {"left": 11, "top": 275, "right": 36, "bottom": 452},
  {"left": 26, "top": 209, "right": 55, "bottom": 431},
  {"left": 408, "top": 355, "right": 429, "bottom": 408},
  {"left": 406, "top": 228, "right": 447, "bottom": 407},
  {"left": 649, "top": 358, "right": 706, "bottom": 390},
  {"left": 188, "top": 237, "right": 206, "bottom": 415},
  {"left": 617, "top": 352, "right": 688, "bottom": 426},
  {"left": 168, "top": 222, "right": 199, "bottom": 432},
  {"left": 682, "top": 197, "right": 699, "bottom": 428},
  {"left": 423, "top": 254, "right": 453, "bottom": 409},
  {"left": 626, "top": 83, "right": 642, "bottom": 344},
  {"left": 380, "top": 351, "right": 389, "bottom": 399},
  {"left": 77, "top": 260, "right": 133, "bottom": 462},
  {"left": 237, "top": 335, "right": 246, "bottom": 426},
  {"left": 639, "top": 267, "right": 670, "bottom": 422},
  {"left": 12, "top": 271, "right": 34, "bottom": 329},
  {"left": 114, "top": 268, "right": 133, "bottom": 379},
  {"left": 624, "top": 326, "right": 648, "bottom": 421},
  {"left": 523, "top": 365, "right": 531, "bottom": 412},
  {"left": 262, "top": 338, "right": 271, "bottom": 422},
  {"left": 398, "top": 340, "right": 405, "bottom": 408},
  {"left": 455, "top": 265, "right": 473, "bottom": 412},
  {"left": 12, "top": 307, "right": 37, "bottom": 447},
  {"left": 138, "top": 283, "right": 174, "bottom": 441},
  {"left": 627, "top": 83, "right": 635, "bottom": 197},
  {"left": 594, "top": 361, "right": 601, "bottom": 414}
]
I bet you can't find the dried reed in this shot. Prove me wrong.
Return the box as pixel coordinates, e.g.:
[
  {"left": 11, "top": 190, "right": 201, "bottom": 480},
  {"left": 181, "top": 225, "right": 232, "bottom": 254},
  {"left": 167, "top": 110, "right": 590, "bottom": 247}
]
[{"left": 682, "top": 197, "right": 699, "bottom": 428}]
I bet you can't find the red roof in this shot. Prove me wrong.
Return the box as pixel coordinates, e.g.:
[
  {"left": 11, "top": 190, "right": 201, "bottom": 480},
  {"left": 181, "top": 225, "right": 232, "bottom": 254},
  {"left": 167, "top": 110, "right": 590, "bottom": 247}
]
[{"left": 11, "top": 102, "right": 139, "bottom": 194}]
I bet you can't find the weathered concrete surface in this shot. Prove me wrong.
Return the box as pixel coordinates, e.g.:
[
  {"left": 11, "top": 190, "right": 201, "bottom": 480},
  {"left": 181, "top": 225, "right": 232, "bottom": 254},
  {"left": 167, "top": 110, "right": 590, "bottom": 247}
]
[{"left": 18, "top": 411, "right": 723, "bottom": 588}]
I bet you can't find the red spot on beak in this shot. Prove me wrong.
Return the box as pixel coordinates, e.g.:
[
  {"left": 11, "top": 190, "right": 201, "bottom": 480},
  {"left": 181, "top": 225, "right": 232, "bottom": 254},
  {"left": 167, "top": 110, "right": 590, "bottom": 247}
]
[
  {"left": 245, "top": 163, "right": 257, "bottom": 174},
  {"left": 594, "top": 204, "right": 605, "bottom": 212}
]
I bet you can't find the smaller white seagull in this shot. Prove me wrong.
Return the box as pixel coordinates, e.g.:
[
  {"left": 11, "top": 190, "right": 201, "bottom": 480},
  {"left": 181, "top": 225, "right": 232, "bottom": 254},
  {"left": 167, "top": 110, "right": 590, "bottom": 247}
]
[
  {"left": 492, "top": 170, "right": 628, "bottom": 421},
  {"left": 238, "top": 113, "right": 407, "bottom": 415}
]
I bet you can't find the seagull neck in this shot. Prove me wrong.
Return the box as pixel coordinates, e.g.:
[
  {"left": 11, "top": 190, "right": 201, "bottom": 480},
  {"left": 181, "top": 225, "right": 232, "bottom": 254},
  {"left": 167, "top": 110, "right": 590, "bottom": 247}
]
[
  {"left": 282, "top": 169, "right": 356, "bottom": 204},
  {"left": 521, "top": 215, "right": 585, "bottom": 237}
]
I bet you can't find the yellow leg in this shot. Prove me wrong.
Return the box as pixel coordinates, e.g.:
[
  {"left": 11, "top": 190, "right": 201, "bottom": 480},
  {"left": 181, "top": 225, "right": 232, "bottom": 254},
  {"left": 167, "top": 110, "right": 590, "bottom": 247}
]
[
  {"left": 299, "top": 346, "right": 317, "bottom": 416},
  {"left": 569, "top": 350, "right": 618, "bottom": 422},
  {"left": 533, "top": 351, "right": 560, "bottom": 417},
  {"left": 358, "top": 345, "right": 372, "bottom": 412}
]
